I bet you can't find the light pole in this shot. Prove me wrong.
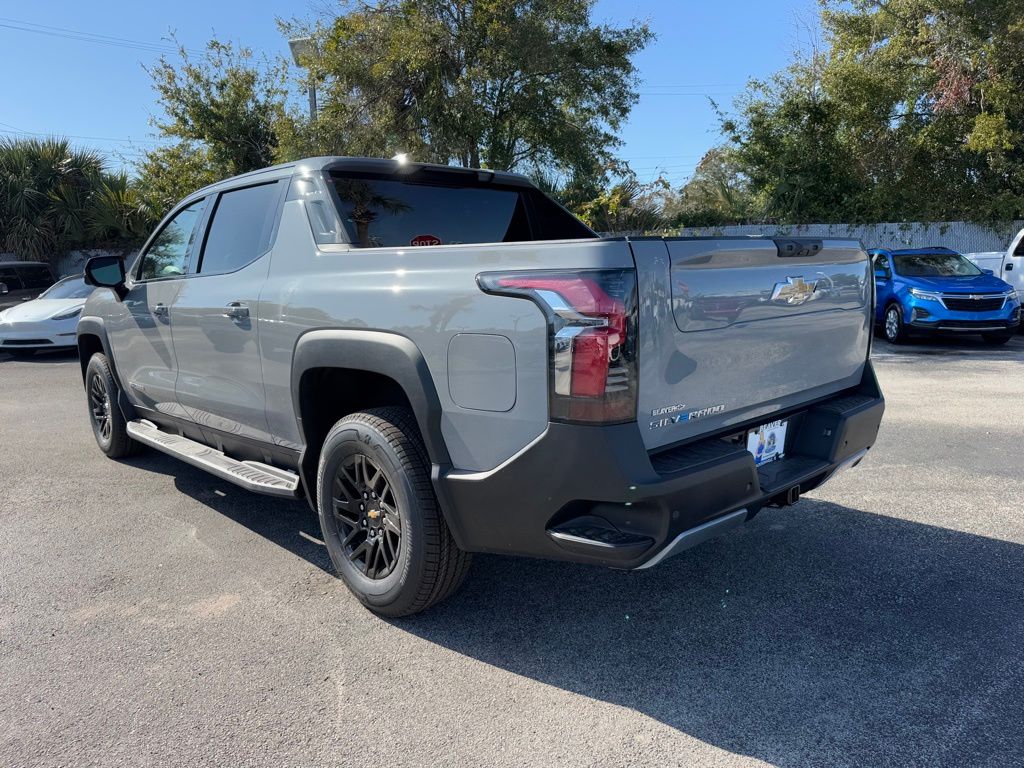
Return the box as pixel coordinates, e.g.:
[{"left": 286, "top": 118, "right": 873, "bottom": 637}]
[{"left": 288, "top": 37, "right": 317, "bottom": 122}]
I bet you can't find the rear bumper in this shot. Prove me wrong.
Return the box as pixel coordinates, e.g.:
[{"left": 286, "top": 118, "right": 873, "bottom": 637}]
[{"left": 436, "top": 362, "right": 885, "bottom": 569}]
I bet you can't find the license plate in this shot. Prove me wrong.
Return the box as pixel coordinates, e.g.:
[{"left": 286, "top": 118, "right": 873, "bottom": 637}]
[{"left": 747, "top": 419, "right": 788, "bottom": 466}]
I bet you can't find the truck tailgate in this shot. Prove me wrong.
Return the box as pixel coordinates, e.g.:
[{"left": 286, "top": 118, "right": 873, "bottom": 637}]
[{"left": 630, "top": 237, "right": 872, "bottom": 451}]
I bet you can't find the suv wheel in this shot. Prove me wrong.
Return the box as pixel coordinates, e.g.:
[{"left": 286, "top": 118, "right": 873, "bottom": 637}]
[
  {"left": 883, "top": 303, "right": 909, "bottom": 344},
  {"left": 316, "top": 407, "right": 471, "bottom": 617},
  {"left": 85, "top": 353, "right": 141, "bottom": 458}
]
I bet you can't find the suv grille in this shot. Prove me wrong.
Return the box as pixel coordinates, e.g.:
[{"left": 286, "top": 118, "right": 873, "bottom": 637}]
[{"left": 942, "top": 295, "right": 1005, "bottom": 312}]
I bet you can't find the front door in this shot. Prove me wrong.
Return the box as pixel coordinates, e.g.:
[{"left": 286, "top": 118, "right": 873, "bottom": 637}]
[
  {"left": 106, "top": 198, "right": 207, "bottom": 419},
  {"left": 171, "top": 181, "right": 284, "bottom": 445}
]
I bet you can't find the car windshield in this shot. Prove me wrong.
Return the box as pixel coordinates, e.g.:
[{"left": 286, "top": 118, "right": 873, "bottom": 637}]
[
  {"left": 892, "top": 253, "right": 982, "bottom": 277},
  {"left": 39, "top": 276, "right": 92, "bottom": 299}
]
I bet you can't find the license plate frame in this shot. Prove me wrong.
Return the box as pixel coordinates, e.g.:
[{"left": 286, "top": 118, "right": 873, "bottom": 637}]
[{"left": 746, "top": 419, "right": 788, "bottom": 467}]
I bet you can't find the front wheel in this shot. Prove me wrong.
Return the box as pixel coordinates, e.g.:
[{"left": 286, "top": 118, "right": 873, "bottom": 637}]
[
  {"left": 85, "top": 353, "right": 141, "bottom": 458},
  {"left": 316, "top": 407, "right": 471, "bottom": 617},
  {"left": 982, "top": 331, "right": 1014, "bottom": 345},
  {"left": 883, "top": 303, "right": 910, "bottom": 344}
]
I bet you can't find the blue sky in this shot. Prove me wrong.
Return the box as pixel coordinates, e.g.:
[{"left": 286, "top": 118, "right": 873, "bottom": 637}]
[{"left": 0, "top": 0, "right": 818, "bottom": 186}]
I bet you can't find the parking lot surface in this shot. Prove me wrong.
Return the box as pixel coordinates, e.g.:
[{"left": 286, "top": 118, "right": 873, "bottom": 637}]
[{"left": 2, "top": 336, "right": 1024, "bottom": 767}]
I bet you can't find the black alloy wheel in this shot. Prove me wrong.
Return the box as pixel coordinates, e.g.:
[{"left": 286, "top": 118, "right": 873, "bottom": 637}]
[{"left": 332, "top": 453, "right": 402, "bottom": 580}]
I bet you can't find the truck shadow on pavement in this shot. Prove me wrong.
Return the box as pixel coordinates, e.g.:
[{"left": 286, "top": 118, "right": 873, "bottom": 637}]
[
  {"left": 398, "top": 501, "right": 1024, "bottom": 766},
  {"left": 128, "top": 453, "right": 1024, "bottom": 765}
]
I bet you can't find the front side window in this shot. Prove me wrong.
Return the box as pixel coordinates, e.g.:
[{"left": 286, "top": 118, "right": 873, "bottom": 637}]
[
  {"left": 892, "top": 252, "right": 981, "bottom": 278},
  {"left": 198, "top": 182, "right": 281, "bottom": 274},
  {"left": 328, "top": 173, "right": 594, "bottom": 248},
  {"left": 872, "top": 253, "right": 891, "bottom": 279},
  {"left": 138, "top": 201, "right": 205, "bottom": 281}
]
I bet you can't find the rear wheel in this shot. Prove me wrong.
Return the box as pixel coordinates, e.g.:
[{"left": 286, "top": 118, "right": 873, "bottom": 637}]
[
  {"left": 316, "top": 407, "right": 471, "bottom": 617},
  {"left": 982, "top": 331, "right": 1014, "bottom": 345},
  {"left": 85, "top": 353, "right": 141, "bottom": 458},
  {"left": 883, "top": 303, "right": 909, "bottom": 344}
]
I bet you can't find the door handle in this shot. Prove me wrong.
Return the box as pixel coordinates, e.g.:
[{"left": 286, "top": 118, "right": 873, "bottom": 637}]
[
  {"left": 223, "top": 302, "right": 250, "bottom": 321},
  {"left": 153, "top": 303, "right": 169, "bottom": 317},
  {"left": 1005, "top": 264, "right": 1014, "bottom": 271}
]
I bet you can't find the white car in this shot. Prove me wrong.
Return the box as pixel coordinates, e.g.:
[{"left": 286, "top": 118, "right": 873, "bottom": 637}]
[{"left": 0, "top": 275, "right": 93, "bottom": 357}]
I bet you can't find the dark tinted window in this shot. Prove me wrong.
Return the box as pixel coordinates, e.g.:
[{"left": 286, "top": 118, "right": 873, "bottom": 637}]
[
  {"left": 199, "top": 182, "right": 281, "bottom": 274},
  {"left": 893, "top": 253, "right": 981, "bottom": 277},
  {"left": 329, "top": 174, "right": 594, "bottom": 248},
  {"left": 0, "top": 268, "right": 23, "bottom": 290},
  {"left": 16, "top": 265, "right": 54, "bottom": 289},
  {"left": 139, "top": 201, "right": 205, "bottom": 281}
]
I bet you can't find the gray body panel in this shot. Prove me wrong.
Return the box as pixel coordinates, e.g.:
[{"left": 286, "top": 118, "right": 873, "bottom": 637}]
[
  {"left": 80, "top": 157, "right": 873, "bottom": 481},
  {"left": 633, "top": 238, "right": 871, "bottom": 451},
  {"left": 258, "top": 198, "right": 633, "bottom": 471}
]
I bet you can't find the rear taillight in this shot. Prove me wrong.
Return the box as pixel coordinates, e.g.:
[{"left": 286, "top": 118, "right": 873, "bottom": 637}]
[{"left": 479, "top": 269, "right": 638, "bottom": 423}]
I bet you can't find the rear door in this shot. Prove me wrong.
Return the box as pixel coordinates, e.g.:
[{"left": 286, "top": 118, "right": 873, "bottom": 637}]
[
  {"left": 171, "top": 180, "right": 285, "bottom": 445},
  {"left": 632, "top": 237, "right": 871, "bottom": 451}
]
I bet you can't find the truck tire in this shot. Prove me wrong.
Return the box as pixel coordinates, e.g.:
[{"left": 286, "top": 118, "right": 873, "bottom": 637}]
[
  {"left": 982, "top": 331, "right": 1014, "bottom": 345},
  {"left": 85, "top": 353, "right": 141, "bottom": 459},
  {"left": 316, "top": 407, "right": 471, "bottom": 617},
  {"left": 883, "top": 303, "right": 909, "bottom": 344}
]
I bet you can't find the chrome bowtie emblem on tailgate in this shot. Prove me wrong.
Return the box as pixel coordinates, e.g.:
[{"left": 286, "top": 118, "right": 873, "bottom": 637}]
[{"left": 770, "top": 276, "right": 818, "bottom": 305}]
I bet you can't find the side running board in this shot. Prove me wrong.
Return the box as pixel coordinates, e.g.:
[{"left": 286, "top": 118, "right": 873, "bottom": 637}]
[{"left": 126, "top": 419, "right": 300, "bottom": 498}]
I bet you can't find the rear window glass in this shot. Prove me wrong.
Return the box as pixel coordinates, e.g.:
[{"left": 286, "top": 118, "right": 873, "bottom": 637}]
[{"left": 328, "top": 173, "right": 593, "bottom": 248}]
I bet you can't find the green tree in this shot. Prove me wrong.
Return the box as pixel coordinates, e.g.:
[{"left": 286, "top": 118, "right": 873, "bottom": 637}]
[
  {"left": 0, "top": 138, "right": 151, "bottom": 263},
  {"left": 145, "top": 39, "right": 286, "bottom": 174},
  {"left": 721, "top": 0, "right": 1024, "bottom": 223},
  {"left": 576, "top": 176, "right": 671, "bottom": 233},
  {"left": 282, "top": 0, "right": 652, "bottom": 177},
  {"left": 668, "top": 147, "right": 752, "bottom": 227}
]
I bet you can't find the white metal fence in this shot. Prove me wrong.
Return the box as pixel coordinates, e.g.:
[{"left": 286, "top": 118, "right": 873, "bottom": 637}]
[{"left": 676, "top": 220, "right": 1024, "bottom": 255}]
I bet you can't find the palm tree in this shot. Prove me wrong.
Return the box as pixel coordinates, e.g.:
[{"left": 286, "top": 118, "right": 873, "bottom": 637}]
[{"left": 0, "top": 138, "right": 155, "bottom": 264}]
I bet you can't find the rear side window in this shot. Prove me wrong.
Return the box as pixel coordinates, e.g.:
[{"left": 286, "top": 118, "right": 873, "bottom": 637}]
[
  {"left": 16, "top": 265, "right": 53, "bottom": 289},
  {"left": 328, "top": 173, "right": 594, "bottom": 248},
  {"left": 198, "top": 182, "right": 281, "bottom": 274}
]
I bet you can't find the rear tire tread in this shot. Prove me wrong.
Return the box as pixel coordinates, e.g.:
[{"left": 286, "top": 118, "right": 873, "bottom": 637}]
[{"left": 317, "top": 406, "right": 470, "bottom": 616}]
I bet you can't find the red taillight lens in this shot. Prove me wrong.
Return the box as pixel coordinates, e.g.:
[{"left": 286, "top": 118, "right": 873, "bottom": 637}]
[{"left": 479, "top": 269, "right": 638, "bottom": 423}]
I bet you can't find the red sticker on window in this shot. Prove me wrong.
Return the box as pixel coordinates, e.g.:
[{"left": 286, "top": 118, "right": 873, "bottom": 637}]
[{"left": 410, "top": 234, "right": 442, "bottom": 247}]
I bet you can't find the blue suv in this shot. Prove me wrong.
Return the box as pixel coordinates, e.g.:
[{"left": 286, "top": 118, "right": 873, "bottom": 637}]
[{"left": 871, "top": 247, "right": 1021, "bottom": 345}]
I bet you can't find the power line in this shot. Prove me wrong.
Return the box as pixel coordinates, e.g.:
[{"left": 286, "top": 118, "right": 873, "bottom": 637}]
[
  {"left": 0, "top": 17, "right": 203, "bottom": 56},
  {"left": 0, "top": 123, "right": 161, "bottom": 146}
]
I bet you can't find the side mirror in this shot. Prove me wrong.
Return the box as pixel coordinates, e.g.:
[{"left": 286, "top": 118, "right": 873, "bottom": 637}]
[
  {"left": 0, "top": 282, "right": 7, "bottom": 296},
  {"left": 874, "top": 268, "right": 888, "bottom": 280},
  {"left": 84, "top": 255, "right": 127, "bottom": 299},
  {"left": 982, "top": 269, "right": 994, "bottom": 276}
]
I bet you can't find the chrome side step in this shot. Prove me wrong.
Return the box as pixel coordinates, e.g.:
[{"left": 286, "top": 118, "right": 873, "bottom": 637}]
[{"left": 126, "top": 419, "right": 300, "bottom": 498}]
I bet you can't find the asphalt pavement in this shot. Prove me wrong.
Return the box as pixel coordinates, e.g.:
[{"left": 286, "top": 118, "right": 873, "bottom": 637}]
[{"left": 2, "top": 336, "right": 1023, "bottom": 767}]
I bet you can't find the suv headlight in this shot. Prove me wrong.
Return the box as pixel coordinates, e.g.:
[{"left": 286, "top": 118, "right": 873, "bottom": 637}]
[
  {"left": 909, "top": 287, "right": 942, "bottom": 302},
  {"left": 51, "top": 307, "right": 83, "bottom": 321}
]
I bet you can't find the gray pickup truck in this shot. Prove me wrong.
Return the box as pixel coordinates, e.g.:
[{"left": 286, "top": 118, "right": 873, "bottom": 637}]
[{"left": 78, "top": 157, "right": 884, "bottom": 616}]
